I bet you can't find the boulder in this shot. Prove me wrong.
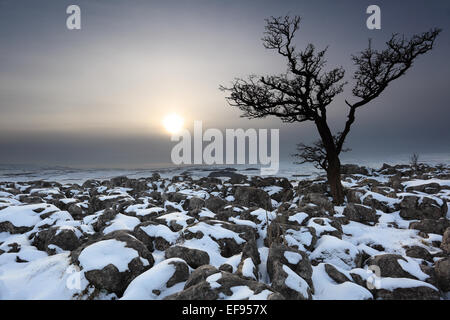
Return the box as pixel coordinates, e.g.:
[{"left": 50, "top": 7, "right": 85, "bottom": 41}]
[
  {"left": 32, "top": 226, "right": 81, "bottom": 254},
  {"left": 409, "top": 218, "right": 449, "bottom": 235},
  {"left": 310, "top": 235, "right": 363, "bottom": 270},
  {"left": 399, "top": 196, "right": 447, "bottom": 220},
  {"left": 234, "top": 187, "right": 272, "bottom": 210},
  {"left": 218, "top": 264, "right": 234, "bottom": 273},
  {"left": 341, "top": 164, "right": 369, "bottom": 175},
  {"left": 343, "top": 203, "right": 378, "bottom": 224},
  {"left": 307, "top": 217, "right": 343, "bottom": 239},
  {"left": 205, "top": 196, "right": 227, "bottom": 212},
  {"left": 92, "top": 208, "right": 117, "bottom": 232},
  {"left": 388, "top": 175, "right": 403, "bottom": 192},
  {"left": 270, "top": 260, "right": 312, "bottom": 300},
  {"left": 440, "top": 227, "right": 450, "bottom": 254},
  {"left": 375, "top": 286, "right": 440, "bottom": 300},
  {"left": 165, "top": 192, "right": 187, "bottom": 203},
  {"left": 71, "top": 230, "right": 154, "bottom": 295},
  {"left": 121, "top": 258, "right": 190, "bottom": 300},
  {"left": 297, "top": 181, "right": 328, "bottom": 195},
  {"left": 67, "top": 203, "right": 84, "bottom": 220},
  {"left": 182, "top": 221, "right": 248, "bottom": 258},
  {"left": 362, "top": 194, "right": 397, "bottom": 213},
  {"left": 165, "top": 267, "right": 282, "bottom": 300},
  {"left": 404, "top": 246, "right": 433, "bottom": 261},
  {"left": 366, "top": 254, "right": 415, "bottom": 279},
  {"left": 301, "top": 193, "right": 334, "bottom": 213},
  {"left": 0, "top": 221, "right": 34, "bottom": 234},
  {"left": 267, "top": 243, "right": 312, "bottom": 287},
  {"left": 405, "top": 183, "right": 441, "bottom": 194},
  {"left": 165, "top": 246, "right": 210, "bottom": 269},
  {"left": 346, "top": 189, "right": 364, "bottom": 204},
  {"left": 324, "top": 263, "right": 351, "bottom": 284},
  {"left": 184, "top": 265, "right": 221, "bottom": 289},
  {"left": 434, "top": 257, "right": 450, "bottom": 292},
  {"left": 236, "top": 239, "right": 261, "bottom": 280},
  {"left": 265, "top": 222, "right": 317, "bottom": 251},
  {"left": 196, "top": 177, "right": 222, "bottom": 188},
  {"left": 187, "top": 197, "right": 205, "bottom": 211},
  {"left": 133, "top": 221, "right": 179, "bottom": 251}
]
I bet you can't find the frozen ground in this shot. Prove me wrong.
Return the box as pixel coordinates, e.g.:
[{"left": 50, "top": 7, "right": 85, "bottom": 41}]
[{"left": 0, "top": 160, "right": 449, "bottom": 300}]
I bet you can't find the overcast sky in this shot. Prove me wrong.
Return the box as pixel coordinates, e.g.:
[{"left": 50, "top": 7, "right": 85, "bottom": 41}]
[{"left": 0, "top": 0, "right": 449, "bottom": 168}]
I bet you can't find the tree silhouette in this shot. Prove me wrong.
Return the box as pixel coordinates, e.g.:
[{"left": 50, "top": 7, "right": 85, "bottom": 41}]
[{"left": 221, "top": 16, "right": 441, "bottom": 204}]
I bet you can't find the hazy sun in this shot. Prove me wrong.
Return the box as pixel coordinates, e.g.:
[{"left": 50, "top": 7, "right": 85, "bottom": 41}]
[{"left": 163, "top": 113, "right": 184, "bottom": 134}]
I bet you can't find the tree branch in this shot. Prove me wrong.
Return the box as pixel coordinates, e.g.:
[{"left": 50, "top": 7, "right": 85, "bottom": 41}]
[{"left": 336, "top": 28, "right": 441, "bottom": 153}]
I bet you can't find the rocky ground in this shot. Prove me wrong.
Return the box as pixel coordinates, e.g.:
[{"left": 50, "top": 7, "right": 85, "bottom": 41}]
[{"left": 0, "top": 163, "right": 449, "bottom": 300}]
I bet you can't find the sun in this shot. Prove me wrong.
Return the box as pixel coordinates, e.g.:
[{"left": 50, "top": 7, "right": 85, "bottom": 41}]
[{"left": 163, "top": 113, "right": 184, "bottom": 134}]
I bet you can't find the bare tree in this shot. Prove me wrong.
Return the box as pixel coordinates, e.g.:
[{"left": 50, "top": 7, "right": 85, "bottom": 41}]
[
  {"left": 293, "top": 139, "right": 351, "bottom": 171},
  {"left": 410, "top": 153, "right": 420, "bottom": 171},
  {"left": 221, "top": 15, "right": 441, "bottom": 204}
]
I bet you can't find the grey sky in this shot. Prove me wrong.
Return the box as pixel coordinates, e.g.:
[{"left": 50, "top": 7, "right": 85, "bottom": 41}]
[{"left": 0, "top": 0, "right": 449, "bottom": 168}]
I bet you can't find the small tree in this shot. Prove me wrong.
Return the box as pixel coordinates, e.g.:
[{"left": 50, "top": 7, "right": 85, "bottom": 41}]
[
  {"left": 410, "top": 153, "right": 420, "bottom": 171},
  {"left": 221, "top": 16, "right": 440, "bottom": 204}
]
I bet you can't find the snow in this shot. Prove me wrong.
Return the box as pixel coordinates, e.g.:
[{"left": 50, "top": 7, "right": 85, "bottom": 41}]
[
  {"left": 36, "top": 210, "right": 74, "bottom": 230},
  {"left": 310, "top": 235, "right": 360, "bottom": 270},
  {"left": 307, "top": 218, "right": 337, "bottom": 236},
  {"left": 397, "top": 192, "right": 444, "bottom": 207},
  {"left": 0, "top": 244, "right": 48, "bottom": 265},
  {"left": 249, "top": 289, "right": 273, "bottom": 299},
  {"left": 126, "top": 205, "right": 164, "bottom": 216},
  {"left": 263, "top": 186, "right": 283, "bottom": 196},
  {"left": 0, "top": 191, "right": 13, "bottom": 198},
  {"left": 282, "top": 265, "right": 310, "bottom": 298},
  {"left": 288, "top": 212, "right": 309, "bottom": 225},
  {"left": 403, "top": 179, "right": 450, "bottom": 188},
  {"left": 241, "top": 258, "right": 256, "bottom": 279},
  {"left": 284, "top": 228, "right": 314, "bottom": 251},
  {"left": 187, "top": 222, "right": 245, "bottom": 244},
  {"left": 342, "top": 221, "right": 427, "bottom": 255},
  {"left": 248, "top": 208, "right": 276, "bottom": 224},
  {"left": 376, "top": 277, "right": 438, "bottom": 291},
  {"left": 0, "top": 253, "right": 88, "bottom": 299},
  {"left": 163, "top": 200, "right": 184, "bottom": 212},
  {"left": 228, "top": 217, "right": 258, "bottom": 228},
  {"left": 178, "top": 189, "right": 210, "bottom": 199},
  {"left": 59, "top": 198, "right": 77, "bottom": 205},
  {"left": 121, "top": 258, "right": 188, "bottom": 300},
  {"left": 219, "top": 286, "right": 273, "bottom": 300},
  {"left": 311, "top": 263, "right": 373, "bottom": 300},
  {"left": 183, "top": 234, "right": 242, "bottom": 269},
  {"left": 103, "top": 214, "right": 140, "bottom": 234},
  {"left": 0, "top": 204, "right": 48, "bottom": 228},
  {"left": 284, "top": 251, "right": 302, "bottom": 264},
  {"left": 30, "top": 188, "right": 61, "bottom": 195},
  {"left": 99, "top": 194, "right": 127, "bottom": 201},
  {"left": 0, "top": 161, "right": 448, "bottom": 300},
  {"left": 397, "top": 257, "right": 429, "bottom": 281},
  {"left": 360, "top": 191, "right": 400, "bottom": 209},
  {"left": 198, "top": 209, "right": 215, "bottom": 218},
  {"left": 56, "top": 225, "right": 83, "bottom": 238},
  {"left": 157, "top": 211, "right": 194, "bottom": 229},
  {"left": 206, "top": 272, "right": 222, "bottom": 289},
  {"left": 78, "top": 239, "right": 144, "bottom": 272},
  {"left": 139, "top": 223, "right": 179, "bottom": 244}
]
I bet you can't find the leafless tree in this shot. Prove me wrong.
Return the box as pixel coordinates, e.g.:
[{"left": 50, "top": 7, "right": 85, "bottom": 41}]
[
  {"left": 410, "top": 153, "right": 420, "bottom": 170},
  {"left": 221, "top": 15, "right": 441, "bottom": 204},
  {"left": 293, "top": 138, "right": 351, "bottom": 171}
]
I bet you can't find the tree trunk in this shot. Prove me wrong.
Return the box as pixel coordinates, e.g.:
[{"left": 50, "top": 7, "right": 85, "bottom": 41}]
[
  {"left": 326, "top": 153, "right": 344, "bottom": 205},
  {"left": 315, "top": 118, "right": 345, "bottom": 205}
]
